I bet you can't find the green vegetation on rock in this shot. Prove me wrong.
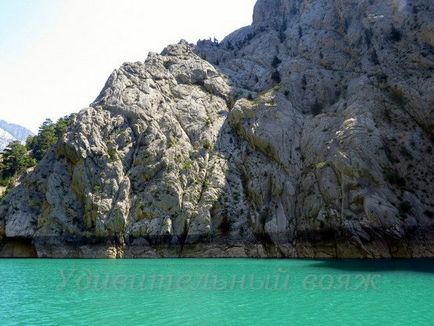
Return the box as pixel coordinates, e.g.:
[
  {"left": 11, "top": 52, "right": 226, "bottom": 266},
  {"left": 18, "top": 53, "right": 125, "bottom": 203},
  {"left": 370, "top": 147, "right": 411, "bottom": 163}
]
[
  {"left": 26, "top": 115, "right": 74, "bottom": 161},
  {"left": 0, "top": 115, "right": 74, "bottom": 192},
  {"left": 0, "top": 141, "right": 36, "bottom": 186}
]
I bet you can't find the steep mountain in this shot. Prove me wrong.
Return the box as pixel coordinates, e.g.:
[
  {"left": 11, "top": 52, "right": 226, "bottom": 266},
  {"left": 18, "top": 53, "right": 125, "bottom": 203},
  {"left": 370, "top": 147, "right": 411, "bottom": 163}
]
[
  {"left": 1, "top": 0, "right": 433, "bottom": 258},
  {"left": 0, "top": 120, "right": 34, "bottom": 151}
]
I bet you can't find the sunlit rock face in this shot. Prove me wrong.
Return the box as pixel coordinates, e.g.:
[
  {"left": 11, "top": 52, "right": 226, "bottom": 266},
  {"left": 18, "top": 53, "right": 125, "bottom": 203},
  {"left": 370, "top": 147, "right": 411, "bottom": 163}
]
[{"left": 1, "top": 0, "right": 433, "bottom": 258}]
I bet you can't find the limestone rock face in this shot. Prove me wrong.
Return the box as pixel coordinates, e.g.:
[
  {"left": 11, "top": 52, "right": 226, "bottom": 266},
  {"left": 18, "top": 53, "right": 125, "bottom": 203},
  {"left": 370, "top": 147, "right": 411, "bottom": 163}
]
[{"left": 1, "top": 0, "right": 433, "bottom": 258}]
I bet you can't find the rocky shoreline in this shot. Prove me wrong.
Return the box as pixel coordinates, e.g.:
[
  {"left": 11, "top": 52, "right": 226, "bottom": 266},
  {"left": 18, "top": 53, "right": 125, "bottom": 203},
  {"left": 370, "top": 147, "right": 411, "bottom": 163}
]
[{"left": 2, "top": 229, "right": 434, "bottom": 258}]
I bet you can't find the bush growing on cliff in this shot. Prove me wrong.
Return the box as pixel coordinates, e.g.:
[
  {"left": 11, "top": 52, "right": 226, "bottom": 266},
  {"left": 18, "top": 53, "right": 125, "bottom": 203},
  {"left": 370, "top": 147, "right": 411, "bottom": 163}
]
[
  {"left": 26, "top": 115, "right": 74, "bottom": 161},
  {"left": 272, "top": 56, "right": 282, "bottom": 69},
  {"left": 271, "top": 70, "right": 281, "bottom": 83},
  {"left": 383, "top": 169, "right": 406, "bottom": 187},
  {"left": 370, "top": 50, "right": 380, "bottom": 65},
  {"left": 399, "top": 201, "right": 412, "bottom": 215},
  {"left": 389, "top": 26, "right": 402, "bottom": 42},
  {"left": 0, "top": 141, "right": 36, "bottom": 186},
  {"left": 0, "top": 115, "right": 74, "bottom": 190},
  {"left": 311, "top": 100, "right": 323, "bottom": 115},
  {"left": 301, "top": 75, "right": 307, "bottom": 90},
  {"left": 26, "top": 119, "right": 56, "bottom": 161}
]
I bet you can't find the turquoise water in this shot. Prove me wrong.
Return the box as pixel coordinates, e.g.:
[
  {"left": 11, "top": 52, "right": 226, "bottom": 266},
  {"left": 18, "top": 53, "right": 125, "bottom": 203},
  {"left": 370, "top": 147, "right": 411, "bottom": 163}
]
[{"left": 1, "top": 259, "right": 433, "bottom": 325}]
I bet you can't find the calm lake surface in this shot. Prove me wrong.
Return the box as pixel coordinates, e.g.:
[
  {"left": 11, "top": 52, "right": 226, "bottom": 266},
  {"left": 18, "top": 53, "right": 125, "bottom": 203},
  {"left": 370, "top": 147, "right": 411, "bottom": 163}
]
[{"left": 1, "top": 259, "right": 433, "bottom": 325}]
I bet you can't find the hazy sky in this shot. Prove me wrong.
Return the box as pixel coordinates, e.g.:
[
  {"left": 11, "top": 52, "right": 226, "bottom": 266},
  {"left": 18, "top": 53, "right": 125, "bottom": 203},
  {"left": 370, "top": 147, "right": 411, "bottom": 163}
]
[{"left": 0, "top": 0, "right": 256, "bottom": 132}]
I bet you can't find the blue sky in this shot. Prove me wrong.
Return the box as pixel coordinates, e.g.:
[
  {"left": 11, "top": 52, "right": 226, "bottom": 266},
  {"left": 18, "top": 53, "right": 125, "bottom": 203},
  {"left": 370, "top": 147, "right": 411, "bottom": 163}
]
[
  {"left": 0, "top": 0, "right": 256, "bottom": 132},
  {"left": 0, "top": 0, "right": 63, "bottom": 66}
]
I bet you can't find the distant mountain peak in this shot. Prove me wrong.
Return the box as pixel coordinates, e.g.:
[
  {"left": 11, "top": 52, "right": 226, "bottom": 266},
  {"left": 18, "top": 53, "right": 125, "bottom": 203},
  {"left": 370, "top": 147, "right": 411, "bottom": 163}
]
[{"left": 0, "top": 119, "right": 33, "bottom": 151}]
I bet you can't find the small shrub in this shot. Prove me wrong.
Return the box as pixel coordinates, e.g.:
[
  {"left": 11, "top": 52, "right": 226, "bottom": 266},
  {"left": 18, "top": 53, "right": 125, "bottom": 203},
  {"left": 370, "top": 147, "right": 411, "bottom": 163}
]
[
  {"left": 311, "top": 100, "right": 323, "bottom": 115},
  {"left": 383, "top": 169, "right": 406, "bottom": 187},
  {"left": 314, "top": 161, "right": 328, "bottom": 169},
  {"left": 182, "top": 160, "right": 193, "bottom": 170},
  {"left": 390, "top": 87, "right": 405, "bottom": 106},
  {"left": 400, "top": 146, "right": 413, "bottom": 160},
  {"left": 271, "top": 56, "right": 282, "bottom": 69},
  {"left": 389, "top": 26, "right": 403, "bottom": 42},
  {"left": 203, "top": 140, "right": 213, "bottom": 151},
  {"left": 93, "top": 184, "right": 101, "bottom": 193},
  {"left": 107, "top": 147, "right": 117, "bottom": 161},
  {"left": 271, "top": 70, "right": 281, "bottom": 83},
  {"left": 301, "top": 75, "right": 307, "bottom": 90},
  {"left": 168, "top": 138, "right": 177, "bottom": 148},
  {"left": 376, "top": 73, "right": 388, "bottom": 84},
  {"left": 399, "top": 201, "right": 412, "bottom": 214},
  {"left": 202, "top": 179, "right": 210, "bottom": 189},
  {"left": 370, "top": 50, "right": 380, "bottom": 65}
]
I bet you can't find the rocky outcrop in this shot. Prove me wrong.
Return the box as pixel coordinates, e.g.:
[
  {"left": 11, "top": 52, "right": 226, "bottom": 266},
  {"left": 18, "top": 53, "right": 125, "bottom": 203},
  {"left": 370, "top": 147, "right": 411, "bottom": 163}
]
[{"left": 1, "top": 0, "right": 433, "bottom": 258}]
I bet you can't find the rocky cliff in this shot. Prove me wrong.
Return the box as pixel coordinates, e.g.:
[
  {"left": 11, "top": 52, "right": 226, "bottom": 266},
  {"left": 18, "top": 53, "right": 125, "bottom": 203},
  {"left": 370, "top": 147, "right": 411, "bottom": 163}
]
[{"left": 1, "top": 0, "right": 433, "bottom": 258}]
